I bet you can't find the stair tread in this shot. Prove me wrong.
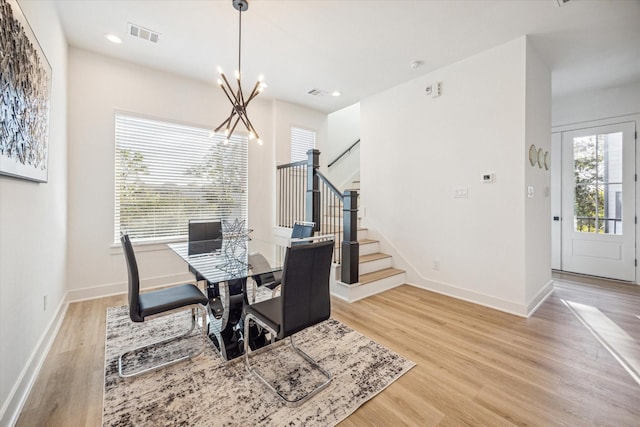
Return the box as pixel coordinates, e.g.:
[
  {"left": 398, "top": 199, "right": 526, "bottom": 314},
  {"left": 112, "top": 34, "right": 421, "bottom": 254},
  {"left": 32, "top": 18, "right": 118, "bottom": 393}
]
[
  {"left": 359, "top": 267, "right": 405, "bottom": 284},
  {"left": 359, "top": 252, "right": 391, "bottom": 263},
  {"left": 359, "top": 238, "right": 378, "bottom": 245}
]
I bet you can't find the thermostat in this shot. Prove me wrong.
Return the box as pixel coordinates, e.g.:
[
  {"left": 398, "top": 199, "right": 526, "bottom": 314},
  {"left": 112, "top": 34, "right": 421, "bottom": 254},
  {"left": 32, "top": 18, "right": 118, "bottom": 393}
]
[{"left": 482, "top": 173, "right": 494, "bottom": 183}]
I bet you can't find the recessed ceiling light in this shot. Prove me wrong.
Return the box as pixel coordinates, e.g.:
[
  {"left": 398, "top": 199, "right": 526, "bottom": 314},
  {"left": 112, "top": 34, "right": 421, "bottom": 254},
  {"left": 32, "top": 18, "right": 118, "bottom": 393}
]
[
  {"left": 104, "top": 33, "right": 122, "bottom": 44},
  {"left": 331, "top": 91, "right": 341, "bottom": 97},
  {"left": 410, "top": 60, "right": 424, "bottom": 70}
]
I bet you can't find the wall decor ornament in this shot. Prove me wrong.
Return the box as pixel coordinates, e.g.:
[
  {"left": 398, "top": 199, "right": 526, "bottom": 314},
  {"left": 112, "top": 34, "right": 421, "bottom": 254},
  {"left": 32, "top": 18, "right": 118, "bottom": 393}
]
[
  {"left": 528, "top": 144, "right": 537, "bottom": 167},
  {"left": 0, "top": 0, "right": 52, "bottom": 182},
  {"left": 544, "top": 150, "right": 550, "bottom": 170},
  {"left": 537, "top": 147, "right": 544, "bottom": 169}
]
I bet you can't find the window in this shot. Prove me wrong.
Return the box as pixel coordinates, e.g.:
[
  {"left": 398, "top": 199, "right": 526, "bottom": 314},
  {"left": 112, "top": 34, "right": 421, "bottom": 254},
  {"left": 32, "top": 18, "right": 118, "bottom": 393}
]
[
  {"left": 572, "top": 131, "right": 623, "bottom": 234},
  {"left": 290, "top": 126, "right": 316, "bottom": 162},
  {"left": 114, "top": 112, "right": 248, "bottom": 243}
]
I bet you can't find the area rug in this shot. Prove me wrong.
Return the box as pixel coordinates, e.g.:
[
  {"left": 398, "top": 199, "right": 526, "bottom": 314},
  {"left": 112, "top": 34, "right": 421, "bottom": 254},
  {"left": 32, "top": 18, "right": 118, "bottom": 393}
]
[{"left": 103, "top": 306, "right": 415, "bottom": 426}]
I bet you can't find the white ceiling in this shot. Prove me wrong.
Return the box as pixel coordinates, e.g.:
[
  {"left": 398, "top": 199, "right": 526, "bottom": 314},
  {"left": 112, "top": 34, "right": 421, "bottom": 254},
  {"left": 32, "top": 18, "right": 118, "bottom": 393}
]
[{"left": 53, "top": 0, "right": 640, "bottom": 114}]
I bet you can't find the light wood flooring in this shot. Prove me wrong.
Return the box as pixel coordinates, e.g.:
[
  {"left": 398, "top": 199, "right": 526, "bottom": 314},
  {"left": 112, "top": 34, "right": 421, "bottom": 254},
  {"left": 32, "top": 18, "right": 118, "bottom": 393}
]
[{"left": 16, "top": 278, "right": 640, "bottom": 426}]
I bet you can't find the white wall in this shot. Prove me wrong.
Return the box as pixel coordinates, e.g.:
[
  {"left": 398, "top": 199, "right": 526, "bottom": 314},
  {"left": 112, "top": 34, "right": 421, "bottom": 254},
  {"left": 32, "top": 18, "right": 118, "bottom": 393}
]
[
  {"left": 66, "top": 48, "right": 274, "bottom": 298},
  {"left": 361, "top": 37, "right": 551, "bottom": 315},
  {"left": 553, "top": 81, "right": 640, "bottom": 127},
  {"left": 66, "top": 49, "right": 328, "bottom": 299},
  {"left": 524, "top": 42, "right": 552, "bottom": 307},
  {"left": 326, "top": 103, "right": 360, "bottom": 190},
  {"left": 0, "top": 1, "right": 68, "bottom": 423},
  {"left": 273, "top": 99, "right": 327, "bottom": 167}
]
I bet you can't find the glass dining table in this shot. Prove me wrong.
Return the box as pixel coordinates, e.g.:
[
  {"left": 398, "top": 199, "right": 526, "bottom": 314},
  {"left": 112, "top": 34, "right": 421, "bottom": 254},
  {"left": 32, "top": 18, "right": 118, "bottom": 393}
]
[{"left": 169, "top": 236, "right": 284, "bottom": 361}]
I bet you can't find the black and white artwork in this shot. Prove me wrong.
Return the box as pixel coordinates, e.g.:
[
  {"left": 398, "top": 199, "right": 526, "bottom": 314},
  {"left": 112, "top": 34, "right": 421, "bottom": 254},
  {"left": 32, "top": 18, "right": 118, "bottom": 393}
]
[{"left": 0, "top": 0, "right": 51, "bottom": 182}]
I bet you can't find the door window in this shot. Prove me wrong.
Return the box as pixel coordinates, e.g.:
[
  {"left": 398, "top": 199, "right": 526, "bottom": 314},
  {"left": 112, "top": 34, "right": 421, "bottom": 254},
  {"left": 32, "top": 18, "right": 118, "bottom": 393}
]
[{"left": 572, "top": 131, "right": 623, "bottom": 235}]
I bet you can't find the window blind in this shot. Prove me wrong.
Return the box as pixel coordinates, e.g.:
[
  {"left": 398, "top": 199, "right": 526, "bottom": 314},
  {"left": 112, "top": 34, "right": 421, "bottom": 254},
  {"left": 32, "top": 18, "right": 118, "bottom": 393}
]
[
  {"left": 114, "top": 113, "right": 248, "bottom": 243},
  {"left": 290, "top": 126, "right": 316, "bottom": 162}
]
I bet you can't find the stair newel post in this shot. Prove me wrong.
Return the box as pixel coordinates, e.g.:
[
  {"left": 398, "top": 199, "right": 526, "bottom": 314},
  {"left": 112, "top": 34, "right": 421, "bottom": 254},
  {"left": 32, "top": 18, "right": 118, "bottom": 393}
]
[
  {"left": 306, "top": 149, "right": 321, "bottom": 232},
  {"left": 342, "top": 190, "right": 359, "bottom": 284}
]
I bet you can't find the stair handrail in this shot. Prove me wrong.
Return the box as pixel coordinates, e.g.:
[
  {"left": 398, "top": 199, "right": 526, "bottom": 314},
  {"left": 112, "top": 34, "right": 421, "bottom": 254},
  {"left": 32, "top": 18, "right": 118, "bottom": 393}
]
[
  {"left": 275, "top": 149, "right": 359, "bottom": 284},
  {"left": 316, "top": 171, "right": 343, "bottom": 201},
  {"left": 328, "top": 139, "right": 360, "bottom": 168},
  {"left": 305, "top": 149, "right": 359, "bottom": 284},
  {"left": 276, "top": 159, "right": 306, "bottom": 170}
]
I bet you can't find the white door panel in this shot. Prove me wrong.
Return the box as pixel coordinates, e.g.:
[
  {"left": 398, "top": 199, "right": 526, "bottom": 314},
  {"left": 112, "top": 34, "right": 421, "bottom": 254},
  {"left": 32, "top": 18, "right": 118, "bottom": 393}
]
[{"left": 561, "top": 122, "right": 635, "bottom": 281}]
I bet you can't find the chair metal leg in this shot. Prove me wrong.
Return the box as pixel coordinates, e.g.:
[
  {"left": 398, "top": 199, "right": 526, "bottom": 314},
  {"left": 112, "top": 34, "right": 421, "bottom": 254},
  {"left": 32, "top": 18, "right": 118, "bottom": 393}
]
[
  {"left": 243, "top": 314, "right": 332, "bottom": 407},
  {"left": 118, "top": 304, "right": 209, "bottom": 378}
]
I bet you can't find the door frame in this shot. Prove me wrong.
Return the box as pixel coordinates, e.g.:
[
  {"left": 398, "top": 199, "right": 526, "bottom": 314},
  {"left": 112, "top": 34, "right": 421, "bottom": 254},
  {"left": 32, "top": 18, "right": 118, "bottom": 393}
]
[{"left": 551, "top": 115, "right": 638, "bottom": 283}]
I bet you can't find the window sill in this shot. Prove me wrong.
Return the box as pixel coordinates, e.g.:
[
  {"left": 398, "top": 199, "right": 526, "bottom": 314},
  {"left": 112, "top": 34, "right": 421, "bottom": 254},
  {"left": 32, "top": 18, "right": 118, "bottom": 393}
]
[{"left": 110, "top": 237, "right": 186, "bottom": 255}]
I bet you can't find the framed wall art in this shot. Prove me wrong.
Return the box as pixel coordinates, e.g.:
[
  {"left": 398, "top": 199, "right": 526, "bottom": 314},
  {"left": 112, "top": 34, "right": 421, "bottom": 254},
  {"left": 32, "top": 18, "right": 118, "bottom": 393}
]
[{"left": 0, "top": 0, "right": 52, "bottom": 182}]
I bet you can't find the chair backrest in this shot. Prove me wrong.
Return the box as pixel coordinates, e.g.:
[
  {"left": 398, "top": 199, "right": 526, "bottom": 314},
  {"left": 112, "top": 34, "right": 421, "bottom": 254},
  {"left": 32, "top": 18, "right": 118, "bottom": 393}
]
[
  {"left": 280, "top": 239, "right": 334, "bottom": 337},
  {"left": 248, "top": 252, "right": 276, "bottom": 286},
  {"left": 120, "top": 233, "right": 143, "bottom": 322},
  {"left": 291, "top": 221, "right": 314, "bottom": 245},
  {"left": 188, "top": 219, "right": 222, "bottom": 255}
]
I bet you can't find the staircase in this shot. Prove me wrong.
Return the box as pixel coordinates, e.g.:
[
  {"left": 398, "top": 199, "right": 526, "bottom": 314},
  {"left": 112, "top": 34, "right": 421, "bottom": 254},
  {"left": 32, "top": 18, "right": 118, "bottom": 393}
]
[
  {"left": 331, "top": 227, "right": 406, "bottom": 302},
  {"left": 327, "top": 179, "right": 406, "bottom": 302},
  {"left": 277, "top": 151, "right": 405, "bottom": 303}
]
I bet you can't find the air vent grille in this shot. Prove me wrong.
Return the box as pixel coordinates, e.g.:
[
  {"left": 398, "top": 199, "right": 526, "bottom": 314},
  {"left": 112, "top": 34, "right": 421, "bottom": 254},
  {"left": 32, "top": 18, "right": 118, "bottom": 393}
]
[
  {"left": 128, "top": 23, "right": 160, "bottom": 43},
  {"left": 308, "top": 88, "right": 328, "bottom": 97}
]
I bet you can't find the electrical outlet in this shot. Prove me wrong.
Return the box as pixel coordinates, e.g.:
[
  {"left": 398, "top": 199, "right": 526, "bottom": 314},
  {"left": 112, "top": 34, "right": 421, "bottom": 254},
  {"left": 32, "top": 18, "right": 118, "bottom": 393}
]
[{"left": 433, "top": 260, "right": 440, "bottom": 271}]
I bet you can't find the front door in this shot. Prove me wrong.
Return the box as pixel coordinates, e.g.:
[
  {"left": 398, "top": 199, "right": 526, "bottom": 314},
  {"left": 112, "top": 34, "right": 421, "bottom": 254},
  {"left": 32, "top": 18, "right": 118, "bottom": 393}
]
[{"left": 561, "top": 122, "right": 636, "bottom": 281}]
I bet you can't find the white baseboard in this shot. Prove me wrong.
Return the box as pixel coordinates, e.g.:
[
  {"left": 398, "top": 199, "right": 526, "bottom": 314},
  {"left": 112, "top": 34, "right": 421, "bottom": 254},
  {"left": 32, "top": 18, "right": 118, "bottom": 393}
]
[
  {"left": 1, "top": 297, "right": 68, "bottom": 427},
  {"left": 407, "top": 279, "right": 531, "bottom": 317},
  {"left": 526, "top": 280, "right": 555, "bottom": 316},
  {"left": 66, "top": 272, "right": 195, "bottom": 302}
]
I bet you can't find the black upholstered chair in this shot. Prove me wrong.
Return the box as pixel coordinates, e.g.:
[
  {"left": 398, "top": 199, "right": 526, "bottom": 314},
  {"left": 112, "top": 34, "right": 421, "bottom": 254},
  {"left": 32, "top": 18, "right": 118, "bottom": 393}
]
[
  {"left": 188, "top": 219, "right": 222, "bottom": 256},
  {"left": 290, "top": 220, "right": 315, "bottom": 244},
  {"left": 243, "top": 237, "right": 334, "bottom": 406},
  {"left": 119, "top": 233, "right": 210, "bottom": 378},
  {"left": 187, "top": 219, "right": 224, "bottom": 314},
  {"left": 250, "top": 221, "right": 315, "bottom": 299}
]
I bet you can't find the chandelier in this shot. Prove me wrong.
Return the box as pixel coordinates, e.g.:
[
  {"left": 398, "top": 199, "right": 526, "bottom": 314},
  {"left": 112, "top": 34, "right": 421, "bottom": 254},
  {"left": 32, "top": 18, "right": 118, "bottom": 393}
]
[{"left": 214, "top": 0, "right": 266, "bottom": 145}]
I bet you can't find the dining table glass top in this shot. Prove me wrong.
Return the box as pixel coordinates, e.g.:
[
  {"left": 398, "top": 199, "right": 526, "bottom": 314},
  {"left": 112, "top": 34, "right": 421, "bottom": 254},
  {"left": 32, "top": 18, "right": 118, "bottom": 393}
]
[{"left": 168, "top": 236, "right": 283, "bottom": 284}]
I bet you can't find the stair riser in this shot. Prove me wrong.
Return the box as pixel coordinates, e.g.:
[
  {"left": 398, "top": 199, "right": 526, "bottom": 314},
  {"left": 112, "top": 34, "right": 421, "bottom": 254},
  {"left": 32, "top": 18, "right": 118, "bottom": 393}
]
[
  {"left": 330, "top": 272, "right": 406, "bottom": 303},
  {"left": 359, "top": 242, "right": 379, "bottom": 256},
  {"left": 359, "top": 257, "right": 393, "bottom": 275}
]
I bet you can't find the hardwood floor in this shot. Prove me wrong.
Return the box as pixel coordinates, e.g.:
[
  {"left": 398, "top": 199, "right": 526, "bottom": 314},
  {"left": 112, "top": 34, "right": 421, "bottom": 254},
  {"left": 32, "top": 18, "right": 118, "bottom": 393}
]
[{"left": 16, "top": 279, "right": 640, "bottom": 426}]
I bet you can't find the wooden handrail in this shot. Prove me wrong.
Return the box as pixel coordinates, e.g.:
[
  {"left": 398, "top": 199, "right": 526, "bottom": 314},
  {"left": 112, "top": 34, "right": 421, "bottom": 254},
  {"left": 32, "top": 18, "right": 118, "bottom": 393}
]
[{"left": 277, "top": 159, "right": 306, "bottom": 170}]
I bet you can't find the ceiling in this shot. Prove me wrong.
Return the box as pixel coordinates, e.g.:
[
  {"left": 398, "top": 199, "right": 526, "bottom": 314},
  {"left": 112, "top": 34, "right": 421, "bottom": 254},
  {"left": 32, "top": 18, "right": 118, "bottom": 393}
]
[{"left": 53, "top": 0, "right": 640, "bottom": 114}]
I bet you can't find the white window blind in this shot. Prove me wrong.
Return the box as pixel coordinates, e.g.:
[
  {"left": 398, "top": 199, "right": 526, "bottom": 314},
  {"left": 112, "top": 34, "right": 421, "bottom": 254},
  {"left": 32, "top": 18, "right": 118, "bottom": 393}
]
[
  {"left": 290, "top": 126, "right": 316, "bottom": 162},
  {"left": 114, "top": 113, "right": 248, "bottom": 243}
]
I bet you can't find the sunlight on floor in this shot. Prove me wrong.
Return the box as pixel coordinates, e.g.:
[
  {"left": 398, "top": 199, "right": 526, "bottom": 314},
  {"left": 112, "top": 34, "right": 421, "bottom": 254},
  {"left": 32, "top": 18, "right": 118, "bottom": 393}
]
[{"left": 562, "top": 299, "right": 640, "bottom": 386}]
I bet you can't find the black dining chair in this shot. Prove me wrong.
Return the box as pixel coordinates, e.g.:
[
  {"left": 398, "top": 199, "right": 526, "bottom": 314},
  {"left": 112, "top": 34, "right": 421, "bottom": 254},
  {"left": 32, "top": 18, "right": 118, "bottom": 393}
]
[
  {"left": 290, "top": 220, "right": 315, "bottom": 244},
  {"left": 251, "top": 221, "right": 315, "bottom": 299},
  {"left": 119, "top": 233, "right": 210, "bottom": 378},
  {"left": 187, "top": 219, "right": 225, "bottom": 316},
  {"left": 188, "top": 219, "right": 222, "bottom": 256},
  {"left": 243, "top": 237, "right": 334, "bottom": 406}
]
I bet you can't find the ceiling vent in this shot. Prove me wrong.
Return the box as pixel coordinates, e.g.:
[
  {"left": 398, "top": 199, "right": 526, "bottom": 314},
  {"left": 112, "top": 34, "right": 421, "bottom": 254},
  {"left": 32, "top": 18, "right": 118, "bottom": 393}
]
[
  {"left": 308, "top": 88, "right": 328, "bottom": 97},
  {"left": 128, "top": 23, "right": 160, "bottom": 43}
]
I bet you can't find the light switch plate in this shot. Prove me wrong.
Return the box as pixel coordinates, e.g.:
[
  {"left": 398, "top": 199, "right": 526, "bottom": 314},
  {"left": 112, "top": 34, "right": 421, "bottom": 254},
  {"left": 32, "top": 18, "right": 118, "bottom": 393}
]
[{"left": 454, "top": 187, "right": 468, "bottom": 198}]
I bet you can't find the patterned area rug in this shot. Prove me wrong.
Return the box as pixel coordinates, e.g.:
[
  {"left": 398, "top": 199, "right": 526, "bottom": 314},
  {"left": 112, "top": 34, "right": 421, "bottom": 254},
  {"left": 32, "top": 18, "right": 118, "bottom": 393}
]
[{"left": 103, "top": 306, "right": 415, "bottom": 426}]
